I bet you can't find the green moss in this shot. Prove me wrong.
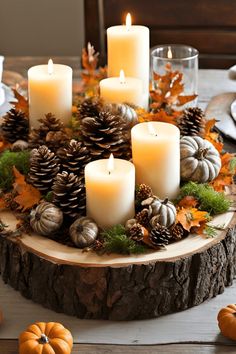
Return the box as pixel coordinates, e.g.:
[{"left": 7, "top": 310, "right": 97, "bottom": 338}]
[
  {"left": 0, "top": 150, "right": 30, "bottom": 191},
  {"left": 177, "top": 182, "right": 231, "bottom": 216},
  {"left": 101, "top": 224, "right": 148, "bottom": 255}
]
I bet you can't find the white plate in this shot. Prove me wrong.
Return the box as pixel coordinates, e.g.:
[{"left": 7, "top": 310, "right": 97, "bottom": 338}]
[{"left": 0, "top": 83, "right": 15, "bottom": 117}]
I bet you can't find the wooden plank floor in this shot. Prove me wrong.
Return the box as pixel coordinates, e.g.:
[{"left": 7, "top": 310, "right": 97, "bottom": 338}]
[{"left": 1, "top": 340, "right": 236, "bottom": 354}]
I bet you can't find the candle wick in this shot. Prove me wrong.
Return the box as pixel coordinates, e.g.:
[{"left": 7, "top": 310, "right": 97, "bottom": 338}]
[{"left": 109, "top": 171, "right": 111, "bottom": 175}]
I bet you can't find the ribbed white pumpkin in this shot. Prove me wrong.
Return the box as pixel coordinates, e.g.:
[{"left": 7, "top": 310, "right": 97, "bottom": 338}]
[
  {"left": 142, "top": 197, "right": 176, "bottom": 228},
  {"left": 180, "top": 136, "right": 221, "bottom": 182},
  {"left": 69, "top": 217, "right": 99, "bottom": 248},
  {"left": 30, "top": 202, "right": 63, "bottom": 236},
  {"left": 106, "top": 103, "right": 138, "bottom": 128}
]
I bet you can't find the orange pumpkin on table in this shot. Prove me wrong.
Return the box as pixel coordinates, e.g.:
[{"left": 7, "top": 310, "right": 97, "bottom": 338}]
[
  {"left": 217, "top": 304, "right": 236, "bottom": 340},
  {"left": 19, "top": 322, "right": 73, "bottom": 354}
]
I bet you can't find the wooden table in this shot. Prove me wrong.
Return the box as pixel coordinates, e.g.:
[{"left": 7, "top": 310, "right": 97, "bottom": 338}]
[{"left": 1, "top": 56, "right": 236, "bottom": 354}]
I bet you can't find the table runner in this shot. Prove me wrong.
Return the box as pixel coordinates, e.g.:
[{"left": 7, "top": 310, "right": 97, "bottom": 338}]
[{"left": 0, "top": 278, "right": 234, "bottom": 345}]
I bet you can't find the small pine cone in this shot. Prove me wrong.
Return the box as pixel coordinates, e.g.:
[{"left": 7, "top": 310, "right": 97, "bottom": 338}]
[
  {"left": 178, "top": 107, "right": 205, "bottom": 137},
  {"left": 52, "top": 171, "right": 85, "bottom": 218},
  {"left": 28, "top": 145, "right": 60, "bottom": 192},
  {"left": 1, "top": 109, "right": 29, "bottom": 143},
  {"left": 77, "top": 97, "right": 102, "bottom": 121},
  {"left": 136, "top": 184, "right": 153, "bottom": 202},
  {"left": 129, "top": 223, "right": 145, "bottom": 242},
  {"left": 136, "top": 208, "right": 151, "bottom": 228},
  {"left": 80, "top": 110, "right": 131, "bottom": 159},
  {"left": 57, "top": 140, "right": 91, "bottom": 181},
  {"left": 149, "top": 224, "right": 172, "bottom": 248},
  {"left": 171, "top": 223, "right": 187, "bottom": 241},
  {"left": 29, "top": 113, "right": 69, "bottom": 151}
]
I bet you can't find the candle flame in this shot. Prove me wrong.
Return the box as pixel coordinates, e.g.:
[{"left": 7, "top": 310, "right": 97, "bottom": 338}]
[
  {"left": 167, "top": 46, "right": 172, "bottom": 59},
  {"left": 107, "top": 154, "right": 114, "bottom": 174},
  {"left": 126, "top": 13, "right": 132, "bottom": 30},
  {"left": 48, "top": 59, "right": 54, "bottom": 75},
  {"left": 148, "top": 122, "right": 157, "bottom": 136},
  {"left": 119, "top": 70, "right": 126, "bottom": 84}
]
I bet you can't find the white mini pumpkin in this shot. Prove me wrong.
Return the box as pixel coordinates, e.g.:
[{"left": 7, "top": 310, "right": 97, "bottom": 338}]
[
  {"left": 30, "top": 202, "right": 63, "bottom": 236},
  {"left": 69, "top": 217, "right": 99, "bottom": 248},
  {"left": 142, "top": 197, "right": 176, "bottom": 228},
  {"left": 180, "top": 136, "right": 221, "bottom": 183}
]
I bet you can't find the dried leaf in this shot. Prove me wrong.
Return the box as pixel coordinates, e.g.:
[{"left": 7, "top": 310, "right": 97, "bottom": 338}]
[
  {"left": 11, "top": 88, "right": 29, "bottom": 116},
  {"left": 12, "top": 167, "right": 41, "bottom": 211},
  {"left": 151, "top": 64, "right": 197, "bottom": 109},
  {"left": 204, "top": 119, "right": 223, "bottom": 153},
  {"left": 178, "top": 196, "right": 198, "bottom": 208},
  {"left": 211, "top": 153, "right": 236, "bottom": 192},
  {"left": 177, "top": 94, "right": 198, "bottom": 106},
  {"left": 176, "top": 207, "right": 209, "bottom": 232},
  {"left": 0, "top": 138, "right": 11, "bottom": 153}
]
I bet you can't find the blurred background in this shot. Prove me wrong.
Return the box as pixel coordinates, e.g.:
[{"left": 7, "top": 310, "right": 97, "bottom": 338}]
[
  {"left": 1, "top": 0, "right": 236, "bottom": 68},
  {"left": 0, "top": 0, "right": 85, "bottom": 56}
]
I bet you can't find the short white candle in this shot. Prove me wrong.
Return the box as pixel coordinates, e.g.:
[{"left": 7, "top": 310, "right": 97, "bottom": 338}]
[
  {"left": 131, "top": 122, "right": 180, "bottom": 199},
  {"left": 107, "top": 13, "right": 150, "bottom": 109},
  {"left": 85, "top": 154, "right": 135, "bottom": 229},
  {"left": 28, "top": 59, "right": 72, "bottom": 128},
  {"left": 100, "top": 70, "right": 143, "bottom": 106}
]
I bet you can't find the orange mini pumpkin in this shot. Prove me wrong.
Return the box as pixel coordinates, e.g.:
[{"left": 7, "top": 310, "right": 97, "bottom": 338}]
[
  {"left": 217, "top": 304, "right": 236, "bottom": 340},
  {"left": 19, "top": 322, "right": 73, "bottom": 354}
]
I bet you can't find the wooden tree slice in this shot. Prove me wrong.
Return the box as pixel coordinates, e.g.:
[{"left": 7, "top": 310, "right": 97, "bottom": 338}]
[{"left": 0, "top": 205, "right": 236, "bottom": 320}]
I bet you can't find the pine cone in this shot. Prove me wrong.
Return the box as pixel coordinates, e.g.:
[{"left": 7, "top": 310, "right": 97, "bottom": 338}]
[
  {"left": 136, "top": 184, "right": 153, "bottom": 202},
  {"left": 178, "top": 107, "right": 205, "bottom": 137},
  {"left": 129, "top": 223, "right": 145, "bottom": 242},
  {"left": 29, "top": 113, "right": 69, "bottom": 151},
  {"left": 171, "top": 223, "right": 187, "bottom": 241},
  {"left": 1, "top": 109, "right": 29, "bottom": 143},
  {"left": 28, "top": 145, "right": 60, "bottom": 192},
  {"left": 52, "top": 171, "right": 85, "bottom": 218},
  {"left": 80, "top": 110, "right": 131, "bottom": 159},
  {"left": 57, "top": 140, "right": 91, "bottom": 181},
  {"left": 77, "top": 97, "right": 102, "bottom": 120},
  {"left": 136, "top": 208, "right": 151, "bottom": 228},
  {"left": 149, "top": 224, "right": 172, "bottom": 248}
]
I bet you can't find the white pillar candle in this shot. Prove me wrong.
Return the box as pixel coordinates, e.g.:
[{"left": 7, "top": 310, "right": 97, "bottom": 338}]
[
  {"left": 100, "top": 70, "right": 143, "bottom": 106},
  {"left": 107, "top": 14, "right": 150, "bottom": 109},
  {"left": 131, "top": 122, "right": 180, "bottom": 199},
  {"left": 85, "top": 154, "right": 135, "bottom": 229},
  {"left": 28, "top": 59, "right": 72, "bottom": 128}
]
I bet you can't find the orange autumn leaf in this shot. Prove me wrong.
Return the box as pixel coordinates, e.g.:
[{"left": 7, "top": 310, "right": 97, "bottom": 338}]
[
  {"left": 11, "top": 88, "right": 29, "bottom": 116},
  {"left": 0, "top": 138, "right": 11, "bottom": 153},
  {"left": 178, "top": 196, "right": 198, "bottom": 208},
  {"left": 210, "top": 152, "right": 236, "bottom": 192},
  {"left": 12, "top": 167, "right": 41, "bottom": 211},
  {"left": 177, "top": 94, "right": 198, "bottom": 106},
  {"left": 151, "top": 64, "right": 197, "bottom": 109},
  {"left": 176, "top": 207, "right": 209, "bottom": 232},
  {"left": 0, "top": 198, "right": 7, "bottom": 210},
  {"left": 204, "top": 118, "right": 223, "bottom": 153}
]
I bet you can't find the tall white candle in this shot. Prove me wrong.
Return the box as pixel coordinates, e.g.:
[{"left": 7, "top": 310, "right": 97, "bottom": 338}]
[
  {"left": 131, "top": 122, "right": 180, "bottom": 199},
  {"left": 85, "top": 154, "right": 135, "bottom": 229},
  {"left": 100, "top": 70, "right": 143, "bottom": 106},
  {"left": 107, "top": 14, "right": 150, "bottom": 109},
  {"left": 28, "top": 59, "right": 72, "bottom": 128}
]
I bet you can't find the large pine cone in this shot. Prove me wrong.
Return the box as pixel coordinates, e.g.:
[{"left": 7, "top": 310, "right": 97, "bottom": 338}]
[
  {"left": 1, "top": 108, "right": 29, "bottom": 143},
  {"left": 80, "top": 110, "right": 131, "bottom": 159},
  {"left": 28, "top": 145, "right": 60, "bottom": 192},
  {"left": 149, "top": 224, "right": 172, "bottom": 248},
  {"left": 77, "top": 97, "right": 102, "bottom": 120},
  {"left": 52, "top": 171, "right": 85, "bottom": 218},
  {"left": 29, "top": 113, "right": 69, "bottom": 151},
  {"left": 178, "top": 107, "right": 205, "bottom": 137},
  {"left": 57, "top": 140, "right": 91, "bottom": 181}
]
